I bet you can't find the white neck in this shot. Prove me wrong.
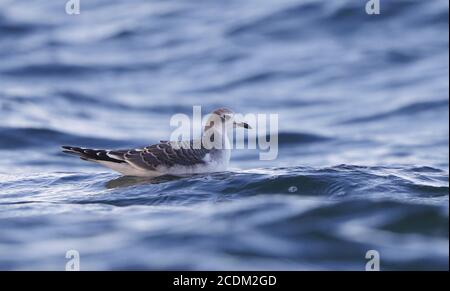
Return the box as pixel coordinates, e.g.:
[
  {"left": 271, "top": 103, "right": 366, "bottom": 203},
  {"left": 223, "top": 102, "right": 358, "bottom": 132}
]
[{"left": 202, "top": 124, "right": 230, "bottom": 150}]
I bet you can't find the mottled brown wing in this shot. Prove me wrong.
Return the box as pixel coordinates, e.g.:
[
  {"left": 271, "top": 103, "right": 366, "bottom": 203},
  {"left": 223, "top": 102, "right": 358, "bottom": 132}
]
[{"left": 107, "top": 140, "right": 210, "bottom": 171}]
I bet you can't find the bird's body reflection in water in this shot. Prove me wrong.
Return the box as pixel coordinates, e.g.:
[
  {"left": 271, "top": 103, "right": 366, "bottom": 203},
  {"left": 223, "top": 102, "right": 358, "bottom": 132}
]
[
  {"left": 103, "top": 173, "right": 231, "bottom": 206},
  {"left": 105, "top": 175, "right": 181, "bottom": 189}
]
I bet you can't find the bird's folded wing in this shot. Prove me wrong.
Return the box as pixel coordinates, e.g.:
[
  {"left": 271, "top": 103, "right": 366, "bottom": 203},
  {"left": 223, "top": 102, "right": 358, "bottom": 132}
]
[{"left": 107, "top": 139, "right": 210, "bottom": 170}]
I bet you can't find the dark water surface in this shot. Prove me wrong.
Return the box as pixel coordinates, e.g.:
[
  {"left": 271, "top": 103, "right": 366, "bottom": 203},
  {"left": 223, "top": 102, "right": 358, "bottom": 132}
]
[{"left": 0, "top": 0, "right": 448, "bottom": 270}]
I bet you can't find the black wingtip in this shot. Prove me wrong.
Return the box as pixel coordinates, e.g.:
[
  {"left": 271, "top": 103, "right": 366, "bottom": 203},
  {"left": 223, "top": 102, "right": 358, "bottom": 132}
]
[{"left": 61, "top": 146, "right": 82, "bottom": 155}]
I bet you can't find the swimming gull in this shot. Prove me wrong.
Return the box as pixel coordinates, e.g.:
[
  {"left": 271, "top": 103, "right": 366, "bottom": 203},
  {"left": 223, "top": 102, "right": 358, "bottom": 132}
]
[{"left": 61, "top": 108, "right": 251, "bottom": 177}]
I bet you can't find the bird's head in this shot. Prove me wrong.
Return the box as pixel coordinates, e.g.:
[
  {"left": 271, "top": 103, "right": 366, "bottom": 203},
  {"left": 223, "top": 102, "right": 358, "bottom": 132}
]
[{"left": 205, "top": 107, "right": 252, "bottom": 131}]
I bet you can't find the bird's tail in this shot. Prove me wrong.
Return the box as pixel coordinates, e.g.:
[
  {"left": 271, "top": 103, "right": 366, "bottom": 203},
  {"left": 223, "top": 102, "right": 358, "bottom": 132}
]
[{"left": 61, "top": 146, "right": 125, "bottom": 163}]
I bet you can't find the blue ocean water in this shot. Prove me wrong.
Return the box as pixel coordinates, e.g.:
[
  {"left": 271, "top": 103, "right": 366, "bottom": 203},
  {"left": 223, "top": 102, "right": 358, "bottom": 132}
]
[{"left": 0, "top": 0, "right": 448, "bottom": 270}]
